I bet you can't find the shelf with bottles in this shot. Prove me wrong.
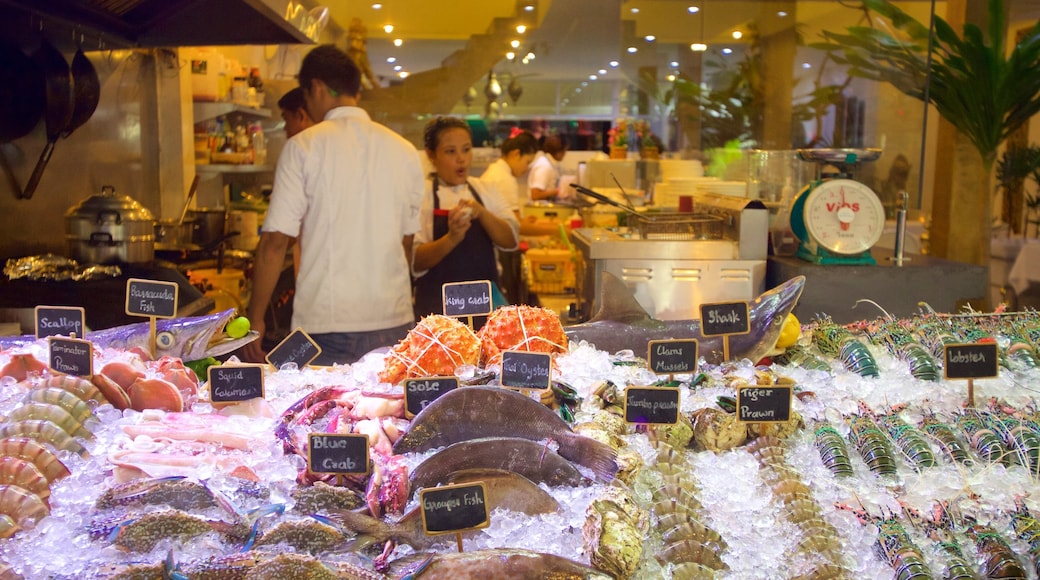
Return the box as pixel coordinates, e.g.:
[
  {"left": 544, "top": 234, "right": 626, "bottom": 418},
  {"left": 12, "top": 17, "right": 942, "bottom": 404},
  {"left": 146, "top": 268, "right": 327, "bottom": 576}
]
[
  {"left": 195, "top": 164, "right": 274, "bottom": 174},
  {"left": 193, "top": 102, "right": 271, "bottom": 124}
]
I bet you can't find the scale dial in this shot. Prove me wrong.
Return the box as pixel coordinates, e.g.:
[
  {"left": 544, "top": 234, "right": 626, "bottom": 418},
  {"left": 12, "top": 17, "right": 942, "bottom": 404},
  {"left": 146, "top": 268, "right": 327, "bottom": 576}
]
[{"left": 802, "top": 179, "right": 885, "bottom": 255}]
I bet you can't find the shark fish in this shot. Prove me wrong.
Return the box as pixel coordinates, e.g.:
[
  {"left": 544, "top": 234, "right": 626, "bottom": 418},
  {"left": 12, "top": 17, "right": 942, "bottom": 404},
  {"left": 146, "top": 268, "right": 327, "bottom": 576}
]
[
  {"left": 564, "top": 272, "right": 806, "bottom": 365},
  {"left": 0, "top": 308, "right": 257, "bottom": 361}
]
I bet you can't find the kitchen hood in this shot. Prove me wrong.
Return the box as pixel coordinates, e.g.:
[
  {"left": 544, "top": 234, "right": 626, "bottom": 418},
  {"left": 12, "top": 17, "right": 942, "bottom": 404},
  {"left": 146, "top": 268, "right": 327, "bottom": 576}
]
[{"left": 0, "top": 0, "right": 313, "bottom": 49}]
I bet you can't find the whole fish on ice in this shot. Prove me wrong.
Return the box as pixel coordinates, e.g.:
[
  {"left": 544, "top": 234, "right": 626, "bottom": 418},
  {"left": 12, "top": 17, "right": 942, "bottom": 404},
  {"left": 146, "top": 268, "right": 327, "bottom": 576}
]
[
  {"left": 0, "top": 308, "right": 257, "bottom": 361},
  {"left": 565, "top": 272, "right": 805, "bottom": 364}
]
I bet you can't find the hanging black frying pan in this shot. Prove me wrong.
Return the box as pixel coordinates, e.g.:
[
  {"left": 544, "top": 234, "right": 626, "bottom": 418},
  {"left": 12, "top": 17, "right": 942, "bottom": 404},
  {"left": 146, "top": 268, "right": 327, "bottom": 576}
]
[
  {"left": 21, "top": 36, "right": 74, "bottom": 200},
  {"left": 62, "top": 48, "right": 99, "bottom": 138},
  {"left": 0, "top": 40, "right": 45, "bottom": 143}
]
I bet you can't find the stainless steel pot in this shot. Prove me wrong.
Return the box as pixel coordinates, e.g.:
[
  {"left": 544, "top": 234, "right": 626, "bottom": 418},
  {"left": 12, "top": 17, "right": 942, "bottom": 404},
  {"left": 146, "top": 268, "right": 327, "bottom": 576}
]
[
  {"left": 188, "top": 207, "right": 226, "bottom": 247},
  {"left": 65, "top": 185, "right": 155, "bottom": 264},
  {"left": 154, "top": 217, "right": 196, "bottom": 249}
]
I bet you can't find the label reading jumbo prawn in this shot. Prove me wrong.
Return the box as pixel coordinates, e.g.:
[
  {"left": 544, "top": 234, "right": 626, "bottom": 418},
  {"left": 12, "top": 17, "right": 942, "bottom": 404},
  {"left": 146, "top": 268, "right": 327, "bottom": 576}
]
[
  {"left": 404, "top": 376, "right": 458, "bottom": 418},
  {"left": 308, "top": 433, "right": 369, "bottom": 475},
  {"left": 944, "top": 343, "right": 999, "bottom": 380},
  {"left": 648, "top": 339, "right": 698, "bottom": 374},
  {"left": 35, "top": 306, "right": 85, "bottom": 339},
  {"left": 48, "top": 336, "right": 93, "bottom": 377},
  {"left": 266, "top": 328, "right": 322, "bottom": 369},
  {"left": 500, "top": 350, "right": 552, "bottom": 390},
  {"left": 125, "top": 278, "right": 179, "bottom": 319},
  {"left": 624, "top": 387, "right": 680, "bottom": 425},
  {"left": 441, "top": 280, "right": 493, "bottom": 317},
  {"left": 736, "top": 386, "right": 792, "bottom": 423},
  {"left": 420, "top": 482, "right": 490, "bottom": 535},
  {"left": 207, "top": 364, "right": 265, "bottom": 405},
  {"left": 699, "top": 301, "right": 750, "bottom": 336}
]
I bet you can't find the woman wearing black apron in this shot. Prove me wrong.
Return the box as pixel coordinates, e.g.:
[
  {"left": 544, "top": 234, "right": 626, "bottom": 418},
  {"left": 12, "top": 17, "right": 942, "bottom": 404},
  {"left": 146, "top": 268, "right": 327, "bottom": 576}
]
[{"left": 413, "top": 117, "right": 519, "bottom": 328}]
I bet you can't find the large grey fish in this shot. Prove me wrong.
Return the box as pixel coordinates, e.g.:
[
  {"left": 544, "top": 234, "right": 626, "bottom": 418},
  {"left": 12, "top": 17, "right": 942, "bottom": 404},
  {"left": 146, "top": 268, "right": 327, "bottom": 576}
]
[
  {"left": 0, "top": 308, "right": 257, "bottom": 361},
  {"left": 392, "top": 386, "right": 617, "bottom": 482},
  {"left": 409, "top": 437, "right": 588, "bottom": 489},
  {"left": 388, "top": 549, "right": 611, "bottom": 580},
  {"left": 565, "top": 272, "right": 806, "bottom": 364}
]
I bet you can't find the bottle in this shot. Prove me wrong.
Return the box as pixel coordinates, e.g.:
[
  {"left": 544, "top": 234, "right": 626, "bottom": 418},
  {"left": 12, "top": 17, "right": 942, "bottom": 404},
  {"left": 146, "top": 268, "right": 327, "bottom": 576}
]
[
  {"left": 250, "top": 124, "right": 267, "bottom": 166},
  {"left": 770, "top": 178, "right": 798, "bottom": 256}
]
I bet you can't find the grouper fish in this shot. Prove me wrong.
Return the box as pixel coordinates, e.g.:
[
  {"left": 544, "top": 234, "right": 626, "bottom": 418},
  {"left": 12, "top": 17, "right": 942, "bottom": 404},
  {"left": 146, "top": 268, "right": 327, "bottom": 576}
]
[
  {"left": 393, "top": 386, "right": 618, "bottom": 482},
  {"left": 388, "top": 549, "right": 612, "bottom": 580},
  {"left": 0, "top": 308, "right": 257, "bottom": 361},
  {"left": 565, "top": 272, "right": 806, "bottom": 364},
  {"left": 409, "top": 437, "right": 588, "bottom": 489}
]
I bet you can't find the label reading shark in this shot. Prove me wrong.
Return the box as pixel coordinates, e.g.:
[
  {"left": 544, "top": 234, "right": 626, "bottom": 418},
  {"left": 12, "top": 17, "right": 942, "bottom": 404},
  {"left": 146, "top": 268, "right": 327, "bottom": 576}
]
[{"left": 564, "top": 273, "right": 806, "bottom": 365}]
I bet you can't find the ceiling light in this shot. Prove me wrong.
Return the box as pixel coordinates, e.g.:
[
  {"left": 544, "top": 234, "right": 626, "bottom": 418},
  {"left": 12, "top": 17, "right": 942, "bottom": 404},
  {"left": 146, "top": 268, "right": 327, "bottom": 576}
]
[
  {"left": 525, "top": 52, "right": 535, "bottom": 60},
  {"left": 506, "top": 51, "right": 516, "bottom": 60},
  {"left": 581, "top": 81, "right": 588, "bottom": 87},
  {"left": 393, "top": 65, "right": 402, "bottom": 71},
  {"left": 524, "top": 4, "right": 535, "bottom": 11},
  {"left": 383, "top": 24, "right": 394, "bottom": 33},
  {"left": 516, "top": 25, "right": 527, "bottom": 34},
  {"left": 398, "top": 71, "right": 409, "bottom": 78},
  {"left": 575, "top": 88, "right": 582, "bottom": 93},
  {"left": 687, "top": 6, "right": 699, "bottom": 13},
  {"left": 670, "top": 61, "right": 679, "bottom": 67},
  {"left": 667, "top": 74, "right": 676, "bottom": 81},
  {"left": 690, "top": 43, "right": 707, "bottom": 51},
  {"left": 386, "top": 57, "right": 396, "bottom": 63},
  {"left": 721, "top": 48, "right": 733, "bottom": 55},
  {"left": 609, "top": 60, "right": 619, "bottom": 68},
  {"left": 393, "top": 38, "right": 403, "bottom": 47},
  {"left": 588, "top": 74, "right": 598, "bottom": 80},
  {"left": 371, "top": 3, "right": 382, "bottom": 9},
  {"left": 645, "top": 35, "right": 655, "bottom": 42},
  {"left": 627, "top": 46, "right": 637, "bottom": 54},
  {"left": 630, "top": 7, "right": 639, "bottom": 13},
  {"left": 598, "top": 69, "right": 607, "bottom": 74},
  {"left": 777, "top": 11, "right": 788, "bottom": 17},
  {"left": 511, "top": 40, "right": 521, "bottom": 48},
  {"left": 732, "top": 31, "right": 743, "bottom": 40},
  {"left": 802, "top": 62, "right": 812, "bottom": 69},
  {"left": 521, "top": 57, "right": 530, "bottom": 64}
]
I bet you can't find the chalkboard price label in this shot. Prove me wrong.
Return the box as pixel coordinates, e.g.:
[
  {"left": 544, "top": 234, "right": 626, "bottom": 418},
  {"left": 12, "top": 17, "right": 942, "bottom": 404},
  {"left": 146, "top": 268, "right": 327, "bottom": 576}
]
[
  {"left": 266, "top": 328, "right": 322, "bottom": 369},
  {"left": 700, "top": 301, "right": 750, "bottom": 336},
  {"left": 500, "top": 350, "right": 552, "bottom": 390},
  {"left": 35, "top": 306, "right": 85, "bottom": 339},
  {"left": 404, "top": 376, "right": 459, "bottom": 418},
  {"left": 207, "top": 364, "right": 265, "bottom": 405},
  {"left": 624, "top": 387, "right": 680, "bottom": 425},
  {"left": 648, "top": 339, "right": 698, "bottom": 374},
  {"left": 441, "top": 280, "right": 493, "bottom": 318},
  {"left": 48, "top": 337, "right": 93, "bottom": 377},
  {"left": 125, "top": 278, "right": 179, "bottom": 319},
  {"left": 307, "top": 433, "right": 369, "bottom": 475},
  {"left": 736, "top": 386, "right": 792, "bottom": 423},
  {"left": 420, "top": 482, "right": 490, "bottom": 535},
  {"left": 944, "top": 343, "right": 999, "bottom": 380}
]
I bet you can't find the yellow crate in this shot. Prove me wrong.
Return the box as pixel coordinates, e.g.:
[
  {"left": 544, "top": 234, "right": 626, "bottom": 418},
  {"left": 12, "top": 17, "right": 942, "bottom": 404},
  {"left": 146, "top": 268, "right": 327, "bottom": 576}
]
[{"left": 525, "top": 248, "right": 575, "bottom": 294}]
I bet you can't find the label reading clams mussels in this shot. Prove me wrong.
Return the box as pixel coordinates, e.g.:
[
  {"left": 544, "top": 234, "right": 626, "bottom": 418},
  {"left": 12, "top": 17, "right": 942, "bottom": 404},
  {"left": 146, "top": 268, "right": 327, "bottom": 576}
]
[
  {"left": 736, "top": 386, "right": 792, "bottom": 423},
  {"left": 48, "top": 337, "right": 93, "bottom": 377},
  {"left": 500, "top": 351, "right": 552, "bottom": 390},
  {"left": 35, "top": 306, "right": 85, "bottom": 339},
  {"left": 441, "top": 280, "right": 493, "bottom": 317},
  {"left": 944, "top": 343, "right": 999, "bottom": 380},
  {"left": 624, "top": 387, "right": 680, "bottom": 425},
  {"left": 207, "top": 364, "right": 265, "bottom": 404},
  {"left": 404, "top": 376, "right": 458, "bottom": 418},
  {"left": 308, "top": 433, "right": 369, "bottom": 475},
  {"left": 700, "top": 301, "right": 750, "bottom": 336},
  {"left": 648, "top": 339, "right": 698, "bottom": 374},
  {"left": 266, "top": 328, "right": 322, "bottom": 369},
  {"left": 125, "top": 278, "right": 179, "bottom": 318},
  {"left": 420, "top": 482, "right": 490, "bottom": 535}
]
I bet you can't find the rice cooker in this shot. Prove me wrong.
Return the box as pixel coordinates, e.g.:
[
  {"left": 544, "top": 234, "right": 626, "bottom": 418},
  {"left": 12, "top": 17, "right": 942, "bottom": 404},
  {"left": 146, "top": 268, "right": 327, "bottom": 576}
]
[{"left": 65, "top": 185, "right": 155, "bottom": 264}]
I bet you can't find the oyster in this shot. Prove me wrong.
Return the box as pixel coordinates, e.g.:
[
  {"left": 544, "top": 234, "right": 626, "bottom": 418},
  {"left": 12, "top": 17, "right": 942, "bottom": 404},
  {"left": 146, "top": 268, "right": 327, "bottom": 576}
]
[
  {"left": 690, "top": 408, "right": 747, "bottom": 451},
  {"left": 647, "top": 412, "right": 694, "bottom": 450},
  {"left": 574, "top": 423, "right": 622, "bottom": 450},
  {"left": 614, "top": 448, "right": 643, "bottom": 486},
  {"left": 582, "top": 486, "right": 648, "bottom": 579}
]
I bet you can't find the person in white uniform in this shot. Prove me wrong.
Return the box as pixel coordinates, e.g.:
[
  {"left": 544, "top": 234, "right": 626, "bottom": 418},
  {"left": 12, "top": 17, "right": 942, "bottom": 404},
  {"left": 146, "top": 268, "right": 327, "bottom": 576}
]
[
  {"left": 244, "top": 45, "right": 424, "bottom": 365},
  {"left": 527, "top": 134, "right": 568, "bottom": 201}
]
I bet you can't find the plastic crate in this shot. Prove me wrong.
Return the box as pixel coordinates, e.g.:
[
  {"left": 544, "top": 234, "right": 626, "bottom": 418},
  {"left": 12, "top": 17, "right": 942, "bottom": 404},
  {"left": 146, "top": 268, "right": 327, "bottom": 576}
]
[{"left": 524, "top": 248, "right": 575, "bottom": 294}]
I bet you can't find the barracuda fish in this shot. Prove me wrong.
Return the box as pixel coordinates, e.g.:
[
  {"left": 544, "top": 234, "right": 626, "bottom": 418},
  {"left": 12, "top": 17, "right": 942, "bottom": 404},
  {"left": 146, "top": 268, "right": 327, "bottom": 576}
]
[
  {"left": 565, "top": 273, "right": 806, "bottom": 365},
  {"left": 0, "top": 308, "right": 257, "bottom": 361}
]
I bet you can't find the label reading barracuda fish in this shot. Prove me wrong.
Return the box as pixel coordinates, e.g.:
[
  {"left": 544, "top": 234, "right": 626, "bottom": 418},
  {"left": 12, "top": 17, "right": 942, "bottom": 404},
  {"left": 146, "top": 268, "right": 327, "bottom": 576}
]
[
  {"left": 648, "top": 339, "right": 698, "bottom": 374},
  {"left": 943, "top": 343, "right": 999, "bottom": 380},
  {"left": 266, "top": 328, "right": 321, "bottom": 369},
  {"left": 207, "top": 364, "right": 265, "bottom": 405},
  {"left": 736, "top": 386, "right": 792, "bottom": 423},
  {"left": 125, "top": 278, "right": 179, "bottom": 319},
  {"left": 624, "top": 387, "right": 680, "bottom": 425},
  {"left": 404, "top": 376, "right": 458, "bottom": 418},
  {"left": 441, "top": 280, "right": 493, "bottom": 317},
  {"left": 500, "top": 350, "right": 552, "bottom": 390},
  {"left": 699, "top": 301, "right": 750, "bottom": 337},
  {"left": 420, "top": 482, "right": 490, "bottom": 535},
  {"left": 35, "top": 306, "right": 85, "bottom": 339},
  {"left": 48, "top": 336, "right": 93, "bottom": 377},
  {"left": 308, "top": 434, "right": 369, "bottom": 475}
]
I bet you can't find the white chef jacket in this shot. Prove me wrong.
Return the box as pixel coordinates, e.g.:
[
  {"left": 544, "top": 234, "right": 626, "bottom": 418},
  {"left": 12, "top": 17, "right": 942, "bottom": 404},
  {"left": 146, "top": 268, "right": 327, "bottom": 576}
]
[
  {"left": 527, "top": 152, "right": 560, "bottom": 194},
  {"left": 264, "top": 106, "right": 424, "bottom": 333},
  {"left": 480, "top": 158, "right": 522, "bottom": 212}
]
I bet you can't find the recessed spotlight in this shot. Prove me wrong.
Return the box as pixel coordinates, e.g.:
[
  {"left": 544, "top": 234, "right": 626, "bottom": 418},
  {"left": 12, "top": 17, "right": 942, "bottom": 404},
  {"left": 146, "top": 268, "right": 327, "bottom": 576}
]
[
  {"left": 511, "top": 40, "right": 520, "bottom": 48},
  {"left": 609, "top": 60, "right": 620, "bottom": 68},
  {"left": 576, "top": 87, "right": 582, "bottom": 93},
  {"left": 690, "top": 43, "right": 707, "bottom": 51},
  {"left": 670, "top": 61, "right": 679, "bottom": 67},
  {"left": 506, "top": 51, "right": 516, "bottom": 60},
  {"left": 383, "top": 24, "right": 394, "bottom": 33},
  {"left": 581, "top": 81, "right": 588, "bottom": 87},
  {"left": 627, "top": 46, "right": 637, "bottom": 54},
  {"left": 598, "top": 69, "right": 607, "bottom": 75},
  {"left": 630, "top": 7, "right": 639, "bottom": 13},
  {"left": 687, "top": 6, "right": 699, "bottom": 13},
  {"left": 386, "top": 57, "right": 396, "bottom": 63},
  {"left": 524, "top": 4, "right": 535, "bottom": 11},
  {"left": 393, "top": 65, "right": 402, "bottom": 71},
  {"left": 645, "top": 35, "right": 655, "bottom": 42},
  {"left": 525, "top": 52, "right": 535, "bottom": 60},
  {"left": 393, "top": 38, "right": 403, "bottom": 47},
  {"left": 516, "top": 25, "right": 527, "bottom": 34},
  {"left": 371, "top": 3, "right": 382, "bottom": 9},
  {"left": 802, "top": 62, "right": 812, "bottom": 69},
  {"left": 721, "top": 48, "right": 733, "bottom": 55},
  {"left": 588, "top": 74, "right": 598, "bottom": 80},
  {"left": 777, "top": 11, "right": 788, "bottom": 17},
  {"left": 398, "top": 71, "right": 409, "bottom": 78},
  {"left": 732, "top": 31, "right": 743, "bottom": 40},
  {"left": 667, "top": 74, "right": 676, "bottom": 81}
]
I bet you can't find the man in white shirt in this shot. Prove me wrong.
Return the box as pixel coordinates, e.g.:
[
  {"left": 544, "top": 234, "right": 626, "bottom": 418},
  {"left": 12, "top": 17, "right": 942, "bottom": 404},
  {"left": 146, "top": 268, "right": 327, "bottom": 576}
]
[
  {"left": 244, "top": 45, "right": 424, "bottom": 365},
  {"left": 527, "top": 134, "right": 568, "bottom": 201}
]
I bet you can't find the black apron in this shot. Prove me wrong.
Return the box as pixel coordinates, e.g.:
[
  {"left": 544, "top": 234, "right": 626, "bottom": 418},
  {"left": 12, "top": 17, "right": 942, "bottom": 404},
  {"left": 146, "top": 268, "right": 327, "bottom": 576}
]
[{"left": 413, "top": 180, "right": 501, "bottom": 326}]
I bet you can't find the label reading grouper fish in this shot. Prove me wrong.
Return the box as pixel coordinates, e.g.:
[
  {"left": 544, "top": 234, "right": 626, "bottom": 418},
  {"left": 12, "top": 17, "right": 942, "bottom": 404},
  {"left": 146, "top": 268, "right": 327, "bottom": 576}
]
[
  {"left": 420, "top": 482, "right": 490, "bottom": 535},
  {"left": 207, "top": 364, "right": 265, "bottom": 405},
  {"left": 308, "top": 433, "right": 369, "bottom": 475}
]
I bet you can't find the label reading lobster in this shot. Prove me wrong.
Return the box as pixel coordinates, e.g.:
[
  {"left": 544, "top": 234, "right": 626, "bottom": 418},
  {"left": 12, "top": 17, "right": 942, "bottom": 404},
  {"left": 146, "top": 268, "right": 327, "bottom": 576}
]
[
  {"left": 35, "top": 306, "right": 85, "bottom": 339},
  {"left": 624, "top": 387, "right": 680, "bottom": 425},
  {"left": 308, "top": 433, "right": 369, "bottom": 475},
  {"left": 500, "top": 350, "right": 552, "bottom": 390},
  {"left": 125, "top": 278, "right": 179, "bottom": 319},
  {"left": 48, "top": 336, "right": 93, "bottom": 378},
  {"left": 441, "top": 280, "right": 493, "bottom": 318},
  {"left": 420, "top": 482, "right": 490, "bottom": 535},
  {"left": 943, "top": 343, "right": 998, "bottom": 380},
  {"left": 648, "top": 339, "right": 698, "bottom": 374},
  {"left": 736, "top": 386, "right": 792, "bottom": 423},
  {"left": 207, "top": 364, "right": 265, "bottom": 405},
  {"left": 699, "top": 301, "right": 750, "bottom": 337},
  {"left": 266, "top": 328, "right": 321, "bottom": 369},
  {"left": 404, "top": 376, "right": 458, "bottom": 418}
]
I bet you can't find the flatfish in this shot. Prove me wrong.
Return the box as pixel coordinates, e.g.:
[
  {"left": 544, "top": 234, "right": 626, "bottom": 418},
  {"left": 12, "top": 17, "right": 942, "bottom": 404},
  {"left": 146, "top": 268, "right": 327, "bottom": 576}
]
[{"left": 409, "top": 437, "right": 587, "bottom": 490}]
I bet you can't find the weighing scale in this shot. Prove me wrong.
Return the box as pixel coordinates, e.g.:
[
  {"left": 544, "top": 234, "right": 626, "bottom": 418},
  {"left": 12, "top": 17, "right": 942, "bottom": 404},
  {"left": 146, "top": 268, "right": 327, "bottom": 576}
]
[{"left": 789, "top": 148, "right": 885, "bottom": 265}]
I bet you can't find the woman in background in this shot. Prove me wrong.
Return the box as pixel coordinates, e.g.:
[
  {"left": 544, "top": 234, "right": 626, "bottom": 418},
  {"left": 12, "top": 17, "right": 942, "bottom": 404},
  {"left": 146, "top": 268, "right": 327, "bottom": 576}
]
[{"left": 527, "top": 134, "right": 568, "bottom": 201}]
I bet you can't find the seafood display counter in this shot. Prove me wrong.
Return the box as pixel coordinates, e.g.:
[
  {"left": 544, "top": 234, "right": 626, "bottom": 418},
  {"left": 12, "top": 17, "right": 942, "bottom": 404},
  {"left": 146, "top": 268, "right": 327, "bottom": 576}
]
[{"left": 0, "top": 291, "right": 1039, "bottom": 579}]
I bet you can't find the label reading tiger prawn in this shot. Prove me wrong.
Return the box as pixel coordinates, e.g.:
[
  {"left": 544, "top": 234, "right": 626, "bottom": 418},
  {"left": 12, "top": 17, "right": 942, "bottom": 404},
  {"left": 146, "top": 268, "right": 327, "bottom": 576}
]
[
  {"left": 266, "top": 328, "right": 322, "bottom": 369},
  {"left": 648, "top": 339, "right": 698, "bottom": 374},
  {"left": 404, "top": 376, "right": 458, "bottom": 418},
  {"left": 125, "top": 278, "right": 179, "bottom": 319},
  {"left": 736, "top": 386, "right": 792, "bottom": 423},
  {"left": 624, "top": 387, "right": 680, "bottom": 425},
  {"left": 420, "top": 482, "right": 490, "bottom": 535},
  {"left": 308, "top": 434, "right": 369, "bottom": 475},
  {"left": 441, "top": 280, "right": 493, "bottom": 317},
  {"left": 699, "top": 301, "right": 750, "bottom": 336},
  {"left": 35, "top": 306, "right": 85, "bottom": 339},
  {"left": 48, "top": 337, "right": 93, "bottom": 377},
  {"left": 500, "top": 350, "right": 552, "bottom": 390},
  {"left": 943, "top": 343, "right": 998, "bottom": 380},
  {"left": 207, "top": 364, "right": 265, "bottom": 404}
]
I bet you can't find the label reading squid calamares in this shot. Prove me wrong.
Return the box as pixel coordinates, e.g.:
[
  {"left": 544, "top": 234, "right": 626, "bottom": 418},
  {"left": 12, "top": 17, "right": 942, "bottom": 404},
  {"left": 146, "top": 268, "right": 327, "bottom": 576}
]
[
  {"left": 699, "top": 301, "right": 751, "bottom": 337},
  {"left": 308, "top": 433, "right": 369, "bottom": 475},
  {"left": 420, "top": 482, "right": 490, "bottom": 535},
  {"left": 404, "top": 376, "right": 458, "bottom": 418},
  {"left": 207, "top": 364, "right": 265, "bottom": 404},
  {"left": 500, "top": 350, "right": 552, "bottom": 390},
  {"left": 624, "top": 387, "right": 680, "bottom": 425},
  {"left": 943, "top": 343, "right": 999, "bottom": 380},
  {"left": 736, "top": 385, "right": 792, "bottom": 423},
  {"left": 648, "top": 339, "right": 698, "bottom": 374},
  {"left": 35, "top": 305, "right": 85, "bottom": 339},
  {"left": 266, "top": 328, "right": 322, "bottom": 369},
  {"left": 48, "top": 336, "right": 93, "bottom": 377},
  {"left": 441, "top": 280, "right": 493, "bottom": 317},
  {"left": 125, "top": 278, "right": 179, "bottom": 319}
]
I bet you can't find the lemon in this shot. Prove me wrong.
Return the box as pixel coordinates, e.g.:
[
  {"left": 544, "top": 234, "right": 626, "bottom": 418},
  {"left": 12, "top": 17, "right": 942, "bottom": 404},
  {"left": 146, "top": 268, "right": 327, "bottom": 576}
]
[
  {"left": 775, "top": 313, "right": 800, "bottom": 349},
  {"left": 226, "top": 316, "right": 251, "bottom": 339}
]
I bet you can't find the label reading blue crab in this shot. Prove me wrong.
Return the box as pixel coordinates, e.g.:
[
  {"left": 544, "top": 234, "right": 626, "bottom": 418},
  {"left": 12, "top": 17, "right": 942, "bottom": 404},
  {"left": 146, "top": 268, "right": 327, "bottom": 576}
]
[
  {"left": 308, "top": 434, "right": 369, "bottom": 475},
  {"left": 500, "top": 350, "right": 552, "bottom": 390},
  {"left": 48, "top": 336, "right": 93, "bottom": 377},
  {"left": 624, "top": 387, "right": 680, "bottom": 425},
  {"left": 125, "top": 278, "right": 179, "bottom": 319},
  {"left": 943, "top": 343, "right": 998, "bottom": 380},
  {"left": 441, "top": 280, "right": 493, "bottom": 317},
  {"left": 648, "top": 339, "right": 698, "bottom": 374},
  {"left": 404, "top": 376, "right": 458, "bottom": 418},
  {"left": 699, "top": 301, "right": 750, "bottom": 337},
  {"left": 207, "top": 364, "right": 265, "bottom": 405},
  {"left": 420, "top": 482, "right": 490, "bottom": 535},
  {"left": 35, "top": 306, "right": 85, "bottom": 339},
  {"left": 736, "top": 386, "right": 792, "bottom": 423},
  {"left": 266, "top": 328, "right": 322, "bottom": 369}
]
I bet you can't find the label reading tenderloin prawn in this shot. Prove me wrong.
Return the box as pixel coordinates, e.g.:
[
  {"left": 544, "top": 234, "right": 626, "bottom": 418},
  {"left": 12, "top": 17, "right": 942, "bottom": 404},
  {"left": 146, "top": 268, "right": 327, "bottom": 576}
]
[
  {"left": 624, "top": 387, "right": 680, "bottom": 425},
  {"left": 736, "top": 386, "right": 792, "bottom": 423},
  {"left": 500, "top": 350, "right": 552, "bottom": 390},
  {"left": 48, "top": 337, "right": 93, "bottom": 377},
  {"left": 420, "top": 482, "right": 490, "bottom": 535},
  {"left": 404, "top": 376, "right": 458, "bottom": 418},
  {"left": 207, "top": 364, "right": 265, "bottom": 405},
  {"left": 943, "top": 343, "right": 998, "bottom": 380},
  {"left": 266, "top": 328, "right": 322, "bottom": 369},
  {"left": 441, "top": 280, "right": 493, "bottom": 317},
  {"left": 307, "top": 433, "right": 369, "bottom": 475}
]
